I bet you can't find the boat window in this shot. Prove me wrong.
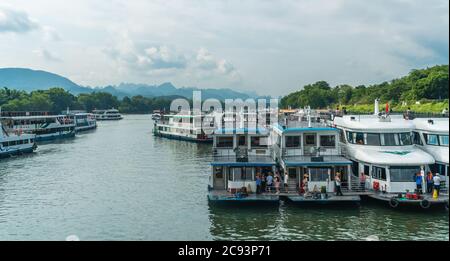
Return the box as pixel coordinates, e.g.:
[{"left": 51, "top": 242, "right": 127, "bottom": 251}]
[
  {"left": 2, "top": 142, "right": 8, "bottom": 147},
  {"left": 355, "top": 132, "right": 364, "bottom": 145},
  {"left": 424, "top": 134, "right": 439, "bottom": 146},
  {"left": 351, "top": 160, "right": 359, "bottom": 176},
  {"left": 347, "top": 131, "right": 353, "bottom": 143},
  {"left": 382, "top": 133, "right": 398, "bottom": 146},
  {"left": 216, "top": 137, "right": 233, "bottom": 148},
  {"left": 309, "top": 168, "right": 330, "bottom": 182},
  {"left": 390, "top": 167, "right": 420, "bottom": 182},
  {"left": 229, "top": 167, "right": 253, "bottom": 181},
  {"left": 320, "top": 135, "right": 335, "bottom": 147},
  {"left": 304, "top": 134, "right": 316, "bottom": 146},
  {"left": 214, "top": 167, "right": 223, "bottom": 179},
  {"left": 238, "top": 136, "right": 246, "bottom": 146},
  {"left": 399, "top": 133, "right": 413, "bottom": 145},
  {"left": 413, "top": 132, "right": 422, "bottom": 145},
  {"left": 366, "top": 133, "right": 381, "bottom": 146},
  {"left": 439, "top": 135, "right": 449, "bottom": 147},
  {"left": 339, "top": 129, "right": 346, "bottom": 143},
  {"left": 251, "top": 136, "right": 267, "bottom": 148},
  {"left": 285, "top": 136, "right": 300, "bottom": 147},
  {"left": 372, "top": 166, "right": 386, "bottom": 181},
  {"left": 364, "top": 165, "right": 370, "bottom": 176}
]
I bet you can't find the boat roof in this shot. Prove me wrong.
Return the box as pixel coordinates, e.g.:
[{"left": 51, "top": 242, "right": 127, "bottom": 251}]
[
  {"left": 273, "top": 123, "right": 337, "bottom": 134},
  {"left": 413, "top": 118, "right": 449, "bottom": 134},
  {"left": 214, "top": 127, "right": 269, "bottom": 135},
  {"left": 349, "top": 145, "right": 435, "bottom": 166},
  {"left": 333, "top": 114, "right": 415, "bottom": 132},
  {"left": 283, "top": 155, "right": 352, "bottom": 167},
  {"left": 1, "top": 115, "right": 67, "bottom": 120}
]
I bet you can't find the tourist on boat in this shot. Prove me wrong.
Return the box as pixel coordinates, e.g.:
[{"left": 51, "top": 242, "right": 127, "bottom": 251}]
[
  {"left": 415, "top": 172, "right": 423, "bottom": 194},
  {"left": 433, "top": 173, "right": 441, "bottom": 197},
  {"left": 284, "top": 171, "right": 289, "bottom": 192},
  {"left": 359, "top": 172, "right": 366, "bottom": 192},
  {"left": 261, "top": 174, "right": 266, "bottom": 192},
  {"left": 302, "top": 174, "right": 309, "bottom": 196},
  {"left": 274, "top": 176, "right": 281, "bottom": 194},
  {"left": 312, "top": 185, "right": 320, "bottom": 199},
  {"left": 256, "top": 175, "right": 262, "bottom": 194},
  {"left": 335, "top": 173, "right": 343, "bottom": 196},
  {"left": 266, "top": 173, "right": 273, "bottom": 192},
  {"left": 442, "top": 108, "right": 448, "bottom": 117},
  {"left": 426, "top": 171, "right": 434, "bottom": 194}
]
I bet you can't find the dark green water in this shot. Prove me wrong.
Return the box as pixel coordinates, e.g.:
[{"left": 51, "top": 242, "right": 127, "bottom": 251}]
[{"left": 0, "top": 115, "right": 448, "bottom": 240}]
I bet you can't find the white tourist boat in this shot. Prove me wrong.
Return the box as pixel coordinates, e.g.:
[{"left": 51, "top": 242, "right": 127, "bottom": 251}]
[
  {"left": 1, "top": 120, "right": 37, "bottom": 158},
  {"left": 93, "top": 109, "right": 123, "bottom": 121},
  {"left": 153, "top": 112, "right": 215, "bottom": 142},
  {"left": 67, "top": 111, "right": 97, "bottom": 132},
  {"left": 332, "top": 101, "right": 448, "bottom": 209},
  {"left": 413, "top": 118, "right": 449, "bottom": 191},
  {"left": 0, "top": 114, "right": 76, "bottom": 142}
]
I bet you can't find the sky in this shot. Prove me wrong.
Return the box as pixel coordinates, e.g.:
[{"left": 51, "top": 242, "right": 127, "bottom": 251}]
[{"left": 0, "top": 0, "right": 448, "bottom": 96}]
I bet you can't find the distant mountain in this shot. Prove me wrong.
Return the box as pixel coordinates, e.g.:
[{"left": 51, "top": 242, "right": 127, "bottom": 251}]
[
  {"left": 0, "top": 68, "right": 91, "bottom": 94},
  {"left": 0, "top": 67, "right": 255, "bottom": 100}
]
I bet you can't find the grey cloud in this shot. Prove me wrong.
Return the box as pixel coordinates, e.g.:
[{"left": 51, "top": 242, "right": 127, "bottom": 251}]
[
  {"left": 0, "top": 7, "right": 39, "bottom": 33},
  {"left": 33, "top": 48, "right": 62, "bottom": 62}
]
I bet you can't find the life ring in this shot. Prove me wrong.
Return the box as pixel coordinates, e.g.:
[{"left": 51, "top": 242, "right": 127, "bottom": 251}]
[
  {"left": 420, "top": 199, "right": 431, "bottom": 209},
  {"left": 389, "top": 198, "right": 399, "bottom": 208}
]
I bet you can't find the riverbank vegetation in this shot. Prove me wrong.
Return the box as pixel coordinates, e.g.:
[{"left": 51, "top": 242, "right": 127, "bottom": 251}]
[
  {"left": 0, "top": 87, "right": 174, "bottom": 114},
  {"left": 281, "top": 65, "right": 449, "bottom": 113}
]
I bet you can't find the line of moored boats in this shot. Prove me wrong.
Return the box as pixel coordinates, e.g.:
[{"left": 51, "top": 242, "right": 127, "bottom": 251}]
[
  {"left": 0, "top": 108, "right": 122, "bottom": 158},
  {"left": 152, "top": 101, "right": 449, "bottom": 211}
]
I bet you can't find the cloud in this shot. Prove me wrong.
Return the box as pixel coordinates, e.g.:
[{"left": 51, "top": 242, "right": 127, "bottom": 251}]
[
  {"left": 33, "top": 48, "right": 62, "bottom": 62},
  {"left": 105, "top": 35, "right": 241, "bottom": 83},
  {"left": 43, "top": 26, "right": 61, "bottom": 41},
  {"left": 0, "top": 7, "right": 38, "bottom": 33}
]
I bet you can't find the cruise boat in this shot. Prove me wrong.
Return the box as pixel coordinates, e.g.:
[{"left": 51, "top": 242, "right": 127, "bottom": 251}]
[
  {"left": 271, "top": 107, "right": 360, "bottom": 205},
  {"left": 93, "top": 109, "right": 123, "bottom": 121},
  {"left": 1, "top": 121, "right": 37, "bottom": 158},
  {"left": 208, "top": 126, "right": 279, "bottom": 204},
  {"left": 0, "top": 114, "right": 76, "bottom": 142},
  {"left": 413, "top": 118, "right": 449, "bottom": 191},
  {"left": 332, "top": 101, "right": 447, "bottom": 209},
  {"left": 153, "top": 112, "right": 215, "bottom": 142}
]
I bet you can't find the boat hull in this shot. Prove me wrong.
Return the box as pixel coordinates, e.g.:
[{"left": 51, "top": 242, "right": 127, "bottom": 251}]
[
  {"left": 154, "top": 132, "right": 212, "bottom": 143},
  {"left": 35, "top": 131, "right": 76, "bottom": 142},
  {"left": 0, "top": 146, "right": 35, "bottom": 158}
]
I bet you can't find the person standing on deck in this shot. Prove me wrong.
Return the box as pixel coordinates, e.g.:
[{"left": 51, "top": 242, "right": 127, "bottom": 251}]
[
  {"left": 426, "top": 171, "right": 434, "bottom": 194},
  {"left": 274, "top": 176, "right": 281, "bottom": 194},
  {"left": 284, "top": 171, "right": 289, "bottom": 192},
  {"left": 359, "top": 172, "right": 366, "bottom": 192},
  {"left": 266, "top": 173, "right": 273, "bottom": 192},
  {"left": 433, "top": 173, "right": 441, "bottom": 197},
  {"left": 261, "top": 174, "right": 266, "bottom": 193},
  {"left": 255, "top": 175, "right": 262, "bottom": 194},
  {"left": 335, "top": 172, "right": 343, "bottom": 196},
  {"left": 415, "top": 172, "right": 423, "bottom": 194}
]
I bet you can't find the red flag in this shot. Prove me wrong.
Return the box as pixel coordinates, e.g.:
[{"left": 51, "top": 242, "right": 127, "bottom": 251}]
[{"left": 386, "top": 103, "right": 389, "bottom": 113}]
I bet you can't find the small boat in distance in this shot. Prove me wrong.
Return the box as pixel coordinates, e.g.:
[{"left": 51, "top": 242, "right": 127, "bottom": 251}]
[
  {"left": 1, "top": 120, "right": 37, "bottom": 158},
  {"left": 93, "top": 109, "right": 123, "bottom": 121}
]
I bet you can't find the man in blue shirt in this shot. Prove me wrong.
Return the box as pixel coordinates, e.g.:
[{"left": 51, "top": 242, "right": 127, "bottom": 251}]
[
  {"left": 256, "top": 175, "right": 262, "bottom": 194},
  {"left": 415, "top": 173, "right": 423, "bottom": 194}
]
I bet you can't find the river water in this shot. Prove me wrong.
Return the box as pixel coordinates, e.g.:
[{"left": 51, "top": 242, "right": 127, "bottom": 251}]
[{"left": 0, "top": 115, "right": 448, "bottom": 240}]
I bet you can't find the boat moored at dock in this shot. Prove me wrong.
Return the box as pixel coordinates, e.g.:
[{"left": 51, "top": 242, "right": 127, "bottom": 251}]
[
  {"left": 1, "top": 121, "right": 37, "bottom": 158},
  {"left": 208, "top": 127, "right": 279, "bottom": 204},
  {"left": 413, "top": 118, "right": 449, "bottom": 193},
  {"left": 272, "top": 107, "right": 361, "bottom": 206},
  {"left": 332, "top": 102, "right": 448, "bottom": 209},
  {"left": 63, "top": 110, "right": 97, "bottom": 132},
  {"left": 0, "top": 114, "right": 76, "bottom": 142}
]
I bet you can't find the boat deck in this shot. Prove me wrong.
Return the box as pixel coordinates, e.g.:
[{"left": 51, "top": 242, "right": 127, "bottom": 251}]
[
  {"left": 368, "top": 192, "right": 448, "bottom": 204},
  {"left": 286, "top": 194, "right": 361, "bottom": 205}
]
